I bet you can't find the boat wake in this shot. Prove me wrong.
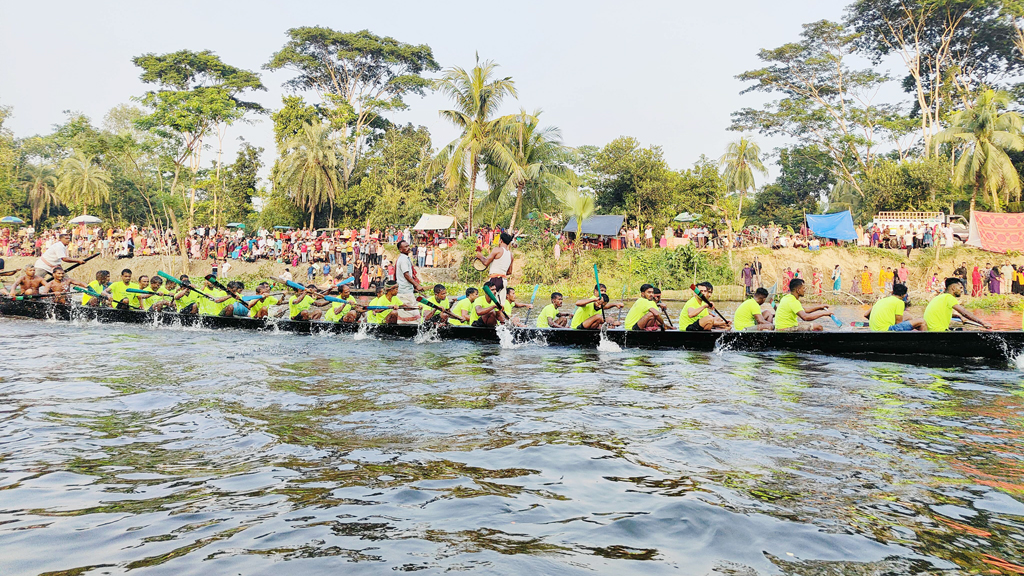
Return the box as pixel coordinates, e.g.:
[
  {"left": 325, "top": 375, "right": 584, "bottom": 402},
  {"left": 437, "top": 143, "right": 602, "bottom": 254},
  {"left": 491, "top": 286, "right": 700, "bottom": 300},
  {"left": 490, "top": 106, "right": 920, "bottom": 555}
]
[
  {"left": 597, "top": 330, "right": 621, "bottom": 352},
  {"left": 353, "top": 322, "right": 376, "bottom": 341},
  {"left": 414, "top": 323, "right": 441, "bottom": 344},
  {"left": 495, "top": 323, "right": 520, "bottom": 349}
]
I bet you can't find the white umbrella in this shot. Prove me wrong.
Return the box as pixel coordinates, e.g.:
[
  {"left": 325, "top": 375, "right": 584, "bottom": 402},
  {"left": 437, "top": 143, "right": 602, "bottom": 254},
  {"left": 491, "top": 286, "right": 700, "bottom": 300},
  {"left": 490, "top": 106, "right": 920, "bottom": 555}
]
[{"left": 68, "top": 215, "right": 102, "bottom": 224}]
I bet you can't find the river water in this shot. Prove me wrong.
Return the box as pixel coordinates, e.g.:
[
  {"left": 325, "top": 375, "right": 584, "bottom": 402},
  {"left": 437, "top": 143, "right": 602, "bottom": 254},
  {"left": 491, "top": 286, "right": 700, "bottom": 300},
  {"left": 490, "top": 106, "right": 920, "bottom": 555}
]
[{"left": 1, "top": 305, "right": 1023, "bottom": 575}]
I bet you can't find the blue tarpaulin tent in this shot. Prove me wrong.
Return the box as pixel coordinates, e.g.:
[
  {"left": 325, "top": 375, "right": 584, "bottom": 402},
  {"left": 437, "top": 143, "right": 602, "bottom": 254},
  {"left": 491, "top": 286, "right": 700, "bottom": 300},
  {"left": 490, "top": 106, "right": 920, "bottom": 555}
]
[
  {"left": 563, "top": 215, "right": 625, "bottom": 237},
  {"left": 806, "top": 211, "right": 857, "bottom": 241}
]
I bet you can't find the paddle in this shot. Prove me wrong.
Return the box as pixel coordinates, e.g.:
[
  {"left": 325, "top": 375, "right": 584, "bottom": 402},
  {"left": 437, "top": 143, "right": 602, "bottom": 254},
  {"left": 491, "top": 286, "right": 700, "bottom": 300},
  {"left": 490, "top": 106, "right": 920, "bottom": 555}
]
[
  {"left": 416, "top": 295, "right": 450, "bottom": 317},
  {"left": 73, "top": 286, "right": 141, "bottom": 310},
  {"left": 241, "top": 292, "right": 285, "bottom": 302},
  {"left": 15, "top": 293, "right": 58, "bottom": 300},
  {"left": 204, "top": 274, "right": 251, "bottom": 309},
  {"left": 523, "top": 284, "right": 541, "bottom": 327},
  {"left": 0, "top": 270, "right": 18, "bottom": 277},
  {"left": 829, "top": 313, "right": 843, "bottom": 327},
  {"left": 127, "top": 288, "right": 162, "bottom": 296},
  {"left": 482, "top": 283, "right": 510, "bottom": 323},
  {"left": 689, "top": 283, "right": 729, "bottom": 325},
  {"left": 593, "top": 264, "right": 607, "bottom": 325},
  {"left": 57, "top": 253, "right": 99, "bottom": 276},
  {"left": 157, "top": 271, "right": 216, "bottom": 300}
]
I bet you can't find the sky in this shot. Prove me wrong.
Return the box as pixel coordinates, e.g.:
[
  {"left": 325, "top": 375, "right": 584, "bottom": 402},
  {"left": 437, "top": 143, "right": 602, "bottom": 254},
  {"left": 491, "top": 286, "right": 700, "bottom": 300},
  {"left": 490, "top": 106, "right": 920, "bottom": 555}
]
[{"left": 0, "top": 0, "right": 855, "bottom": 183}]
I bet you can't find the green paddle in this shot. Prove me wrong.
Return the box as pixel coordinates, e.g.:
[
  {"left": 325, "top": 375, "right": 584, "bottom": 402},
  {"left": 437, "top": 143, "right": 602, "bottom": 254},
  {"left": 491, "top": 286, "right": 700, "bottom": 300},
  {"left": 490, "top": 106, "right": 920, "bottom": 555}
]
[
  {"left": 157, "top": 271, "right": 215, "bottom": 300},
  {"left": 481, "top": 283, "right": 510, "bottom": 323},
  {"left": 593, "top": 264, "right": 606, "bottom": 324}
]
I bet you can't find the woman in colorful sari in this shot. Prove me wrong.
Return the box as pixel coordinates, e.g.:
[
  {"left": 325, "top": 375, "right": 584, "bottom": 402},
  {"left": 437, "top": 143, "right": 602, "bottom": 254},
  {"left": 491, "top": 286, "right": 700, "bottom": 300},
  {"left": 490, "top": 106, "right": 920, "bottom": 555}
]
[{"left": 972, "top": 266, "right": 982, "bottom": 296}]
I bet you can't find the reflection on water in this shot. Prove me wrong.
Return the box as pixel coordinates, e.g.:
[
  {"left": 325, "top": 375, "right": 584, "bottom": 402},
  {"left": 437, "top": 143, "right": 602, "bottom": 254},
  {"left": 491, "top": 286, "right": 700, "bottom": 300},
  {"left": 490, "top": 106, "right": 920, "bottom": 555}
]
[{"left": 1, "top": 316, "right": 1023, "bottom": 575}]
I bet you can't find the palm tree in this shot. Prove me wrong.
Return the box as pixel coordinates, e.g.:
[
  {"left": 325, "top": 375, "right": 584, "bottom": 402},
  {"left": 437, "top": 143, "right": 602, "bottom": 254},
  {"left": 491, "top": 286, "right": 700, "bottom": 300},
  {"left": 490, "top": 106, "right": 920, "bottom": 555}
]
[
  {"left": 719, "top": 137, "right": 767, "bottom": 216},
  {"left": 488, "top": 109, "right": 576, "bottom": 231},
  {"left": 556, "top": 187, "right": 595, "bottom": 259},
  {"left": 56, "top": 151, "right": 111, "bottom": 216},
  {"left": 433, "top": 54, "right": 518, "bottom": 233},
  {"left": 20, "top": 164, "right": 59, "bottom": 225},
  {"left": 277, "top": 121, "right": 341, "bottom": 229},
  {"left": 933, "top": 89, "right": 1024, "bottom": 213}
]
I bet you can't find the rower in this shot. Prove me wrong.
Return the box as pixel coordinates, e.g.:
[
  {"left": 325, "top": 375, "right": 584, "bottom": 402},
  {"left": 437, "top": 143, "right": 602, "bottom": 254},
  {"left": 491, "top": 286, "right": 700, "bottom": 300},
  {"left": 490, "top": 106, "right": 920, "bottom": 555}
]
[
  {"left": 288, "top": 284, "right": 326, "bottom": 321},
  {"left": 11, "top": 265, "right": 47, "bottom": 297},
  {"left": 923, "top": 278, "right": 991, "bottom": 331},
  {"left": 197, "top": 277, "right": 231, "bottom": 316},
  {"left": 324, "top": 285, "right": 361, "bottom": 323},
  {"left": 46, "top": 266, "right": 87, "bottom": 304},
  {"left": 248, "top": 282, "right": 279, "bottom": 319},
  {"left": 774, "top": 278, "right": 832, "bottom": 331},
  {"left": 144, "top": 276, "right": 174, "bottom": 312},
  {"left": 222, "top": 281, "right": 252, "bottom": 317},
  {"left": 678, "top": 282, "right": 730, "bottom": 331},
  {"left": 131, "top": 275, "right": 149, "bottom": 309},
  {"left": 173, "top": 274, "right": 201, "bottom": 314},
  {"left": 83, "top": 270, "right": 110, "bottom": 306},
  {"left": 570, "top": 283, "right": 621, "bottom": 329},
  {"left": 475, "top": 232, "right": 514, "bottom": 303},
  {"left": 500, "top": 287, "right": 534, "bottom": 327},
  {"left": 35, "top": 233, "right": 85, "bottom": 279},
  {"left": 368, "top": 281, "right": 413, "bottom": 324},
  {"left": 448, "top": 288, "right": 477, "bottom": 326},
  {"left": 865, "top": 284, "right": 924, "bottom": 331},
  {"left": 733, "top": 287, "right": 774, "bottom": 331},
  {"left": 420, "top": 284, "right": 451, "bottom": 324},
  {"left": 535, "top": 292, "right": 570, "bottom": 328},
  {"left": 103, "top": 269, "right": 138, "bottom": 309},
  {"left": 470, "top": 280, "right": 505, "bottom": 327},
  {"left": 624, "top": 283, "right": 665, "bottom": 331}
]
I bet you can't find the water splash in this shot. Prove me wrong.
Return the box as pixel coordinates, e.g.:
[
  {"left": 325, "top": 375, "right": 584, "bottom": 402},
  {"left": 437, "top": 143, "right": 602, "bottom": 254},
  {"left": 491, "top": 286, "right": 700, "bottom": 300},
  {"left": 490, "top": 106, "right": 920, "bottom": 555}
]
[
  {"left": 597, "top": 330, "right": 621, "bottom": 352},
  {"left": 354, "top": 322, "right": 375, "bottom": 341},
  {"left": 495, "top": 323, "right": 520, "bottom": 349},
  {"left": 414, "top": 323, "right": 440, "bottom": 344}
]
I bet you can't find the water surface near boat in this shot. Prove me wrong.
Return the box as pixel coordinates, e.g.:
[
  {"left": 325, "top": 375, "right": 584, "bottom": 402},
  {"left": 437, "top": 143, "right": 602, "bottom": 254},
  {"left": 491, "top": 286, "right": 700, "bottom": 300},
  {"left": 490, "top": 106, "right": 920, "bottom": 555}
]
[{"left": 1, "top": 313, "right": 1022, "bottom": 575}]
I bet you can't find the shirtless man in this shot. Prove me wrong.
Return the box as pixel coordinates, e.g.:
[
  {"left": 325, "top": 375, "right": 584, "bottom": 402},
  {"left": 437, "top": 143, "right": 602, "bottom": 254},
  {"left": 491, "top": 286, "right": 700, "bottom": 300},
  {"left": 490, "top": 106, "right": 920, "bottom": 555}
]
[
  {"left": 11, "top": 266, "right": 47, "bottom": 298},
  {"left": 45, "top": 266, "right": 87, "bottom": 304}
]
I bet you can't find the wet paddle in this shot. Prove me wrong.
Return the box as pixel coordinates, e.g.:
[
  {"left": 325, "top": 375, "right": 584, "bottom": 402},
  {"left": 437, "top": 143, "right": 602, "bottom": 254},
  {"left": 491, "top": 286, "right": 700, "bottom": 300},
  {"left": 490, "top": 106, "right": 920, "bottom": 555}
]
[
  {"left": 523, "top": 284, "right": 541, "bottom": 327},
  {"left": 482, "top": 283, "right": 510, "bottom": 323},
  {"left": 593, "top": 264, "right": 607, "bottom": 325},
  {"left": 204, "top": 275, "right": 251, "bottom": 310},
  {"left": 14, "top": 293, "right": 58, "bottom": 300},
  {"left": 157, "top": 271, "right": 216, "bottom": 300},
  {"left": 689, "top": 283, "right": 728, "bottom": 325},
  {"left": 72, "top": 286, "right": 141, "bottom": 310}
]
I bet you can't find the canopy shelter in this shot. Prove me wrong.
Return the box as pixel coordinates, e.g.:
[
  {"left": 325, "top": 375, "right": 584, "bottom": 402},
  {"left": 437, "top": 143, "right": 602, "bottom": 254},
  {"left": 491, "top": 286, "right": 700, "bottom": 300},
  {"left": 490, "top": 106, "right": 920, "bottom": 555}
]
[
  {"left": 68, "top": 215, "right": 102, "bottom": 224},
  {"left": 273, "top": 225, "right": 294, "bottom": 230},
  {"left": 967, "top": 211, "right": 1024, "bottom": 253},
  {"left": 674, "top": 212, "right": 699, "bottom": 223},
  {"left": 226, "top": 222, "right": 245, "bottom": 228},
  {"left": 413, "top": 214, "right": 455, "bottom": 231},
  {"left": 0, "top": 216, "right": 25, "bottom": 224},
  {"left": 563, "top": 215, "right": 625, "bottom": 237},
  {"left": 806, "top": 211, "right": 857, "bottom": 241}
]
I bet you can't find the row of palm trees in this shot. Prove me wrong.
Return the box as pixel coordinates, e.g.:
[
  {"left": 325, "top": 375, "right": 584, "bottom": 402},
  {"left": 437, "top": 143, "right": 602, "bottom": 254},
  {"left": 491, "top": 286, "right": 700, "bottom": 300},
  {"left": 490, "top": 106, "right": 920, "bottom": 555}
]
[{"left": 19, "top": 151, "right": 111, "bottom": 224}]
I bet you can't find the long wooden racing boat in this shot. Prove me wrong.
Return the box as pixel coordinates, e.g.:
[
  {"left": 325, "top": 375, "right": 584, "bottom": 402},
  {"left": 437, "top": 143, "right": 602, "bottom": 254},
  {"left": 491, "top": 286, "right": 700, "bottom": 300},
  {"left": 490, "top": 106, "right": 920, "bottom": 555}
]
[{"left": 3, "top": 298, "right": 1023, "bottom": 362}]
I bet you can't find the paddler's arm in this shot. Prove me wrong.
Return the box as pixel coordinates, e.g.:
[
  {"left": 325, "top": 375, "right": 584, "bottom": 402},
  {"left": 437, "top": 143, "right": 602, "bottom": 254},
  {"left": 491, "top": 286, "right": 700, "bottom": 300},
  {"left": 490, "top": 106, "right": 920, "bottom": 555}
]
[
  {"left": 863, "top": 309, "right": 871, "bottom": 320},
  {"left": 797, "top": 309, "right": 832, "bottom": 321},
  {"left": 61, "top": 257, "right": 86, "bottom": 265},
  {"left": 804, "top": 303, "right": 829, "bottom": 313},
  {"left": 952, "top": 304, "right": 992, "bottom": 329},
  {"left": 687, "top": 303, "right": 708, "bottom": 318},
  {"left": 575, "top": 296, "right": 599, "bottom": 307}
]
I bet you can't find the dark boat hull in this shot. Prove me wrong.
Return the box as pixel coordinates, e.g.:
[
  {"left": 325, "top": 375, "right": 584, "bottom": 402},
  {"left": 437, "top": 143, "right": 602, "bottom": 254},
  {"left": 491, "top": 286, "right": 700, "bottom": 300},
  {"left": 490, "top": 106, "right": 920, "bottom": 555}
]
[{"left": 3, "top": 299, "right": 1023, "bottom": 362}]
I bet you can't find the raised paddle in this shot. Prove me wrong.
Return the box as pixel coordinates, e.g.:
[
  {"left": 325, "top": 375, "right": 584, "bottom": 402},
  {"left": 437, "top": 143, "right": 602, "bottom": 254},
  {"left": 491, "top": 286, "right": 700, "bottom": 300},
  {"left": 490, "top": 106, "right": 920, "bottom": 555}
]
[
  {"left": 127, "top": 288, "right": 162, "bottom": 296},
  {"left": 204, "top": 274, "right": 252, "bottom": 310},
  {"left": 482, "top": 283, "right": 510, "bottom": 323},
  {"left": 523, "top": 284, "right": 541, "bottom": 327},
  {"left": 0, "top": 270, "right": 18, "bottom": 277},
  {"left": 593, "top": 264, "right": 607, "bottom": 325},
  {"left": 157, "top": 271, "right": 216, "bottom": 300},
  {"left": 689, "top": 283, "right": 729, "bottom": 325},
  {"left": 56, "top": 252, "right": 99, "bottom": 276}
]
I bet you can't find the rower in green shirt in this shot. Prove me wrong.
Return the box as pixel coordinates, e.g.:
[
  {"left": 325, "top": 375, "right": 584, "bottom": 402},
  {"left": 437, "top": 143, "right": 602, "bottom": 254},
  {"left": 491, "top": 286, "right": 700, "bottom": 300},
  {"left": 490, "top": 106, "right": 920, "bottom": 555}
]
[
  {"left": 923, "top": 278, "right": 990, "bottom": 331},
  {"left": 865, "top": 284, "right": 924, "bottom": 331},
  {"left": 247, "top": 282, "right": 279, "bottom": 319},
  {"left": 173, "top": 274, "right": 202, "bottom": 314},
  {"left": 678, "top": 282, "right": 730, "bottom": 331},
  {"left": 448, "top": 288, "right": 477, "bottom": 326},
  {"left": 732, "top": 288, "right": 774, "bottom": 331},
  {"left": 324, "top": 284, "right": 360, "bottom": 323},
  {"left": 420, "top": 284, "right": 452, "bottom": 324},
  {"left": 570, "top": 283, "right": 621, "bottom": 329},
  {"left": 535, "top": 292, "right": 570, "bottom": 328},
  {"left": 288, "top": 284, "right": 326, "bottom": 321},
  {"left": 624, "top": 284, "right": 665, "bottom": 331},
  {"left": 773, "top": 278, "right": 832, "bottom": 331},
  {"left": 82, "top": 270, "right": 110, "bottom": 306},
  {"left": 103, "top": 268, "right": 138, "bottom": 309},
  {"left": 500, "top": 287, "right": 534, "bottom": 327}
]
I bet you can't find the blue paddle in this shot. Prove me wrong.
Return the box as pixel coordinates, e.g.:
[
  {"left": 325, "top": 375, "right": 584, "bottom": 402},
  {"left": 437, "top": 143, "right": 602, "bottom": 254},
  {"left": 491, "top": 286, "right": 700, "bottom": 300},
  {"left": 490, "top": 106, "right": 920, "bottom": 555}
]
[{"left": 523, "top": 284, "right": 541, "bottom": 326}]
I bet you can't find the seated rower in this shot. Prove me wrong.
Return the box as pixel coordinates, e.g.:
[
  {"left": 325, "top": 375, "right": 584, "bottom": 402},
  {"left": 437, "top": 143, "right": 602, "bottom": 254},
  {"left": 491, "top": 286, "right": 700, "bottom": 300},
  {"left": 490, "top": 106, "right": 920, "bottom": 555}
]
[
  {"left": 173, "top": 274, "right": 202, "bottom": 315},
  {"left": 571, "top": 283, "right": 622, "bottom": 329},
  {"left": 11, "top": 265, "right": 47, "bottom": 297},
  {"left": 83, "top": 270, "right": 110, "bottom": 307},
  {"left": 44, "top": 266, "right": 87, "bottom": 304},
  {"left": 678, "top": 282, "right": 730, "bottom": 331},
  {"left": 448, "top": 288, "right": 477, "bottom": 326},
  {"left": 774, "top": 278, "right": 832, "bottom": 331},
  {"left": 923, "top": 278, "right": 991, "bottom": 331},
  {"left": 224, "top": 281, "right": 253, "bottom": 317},
  {"left": 247, "top": 282, "right": 279, "bottom": 319},
  {"left": 470, "top": 281, "right": 506, "bottom": 327},
  {"left": 324, "top": 285, "right": 361, "bottom": 323},
  {"left": 420, "top": 284, "right": 452, "bottom": 324},
  {"left": 289, "top": 284, "right": 326, "bottom": 321},
  {"left": 733, "top": 288, "right": 774, "bottom": 331},
  {"left": 146, "top": 276, "right": 176, "bottom": 312},
  {"left": 501, "top": 287, "right": 534, "bottom": 327},
  {"left": 102, "top": 268, "right": 138, "bottom": 310},
  {"left": 535, "top": 292, "right": 570, "bottom": 328},
  {"left": 624, "top": 283, "right": 666, "bottom": 331},
  {"left": 368, "top": 281, "right": 415, "bottom": 324},
  {"left": 865, "top": 284, "right": 924, "bottom": 331},
  {"left": 197, "top": 277, "right": 230, "bottom": 317},
  {"left": 131, "top": 275, "right": 150, "bottom": 310}
]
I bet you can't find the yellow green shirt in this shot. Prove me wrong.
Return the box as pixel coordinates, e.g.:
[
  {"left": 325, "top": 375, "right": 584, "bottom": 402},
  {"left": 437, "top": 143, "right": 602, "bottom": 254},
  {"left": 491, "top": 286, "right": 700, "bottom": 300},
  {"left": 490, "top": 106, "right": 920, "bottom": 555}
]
[
  {"left": 248, "top": 295, "right": 279, "bottom": 318},
  {"left": 288, "top": 294, "right": 316, "bottom": 319},
  {"left": 200, "top": 288, "right": 228, "bottom": 316},
  {"left": 924, "top": 293, "right": 958, "bottom": 332},
  {"left": 774, "top": 294, "right": 804, "bottom": 330},
  {"left": 82, "top": 280, "right": 104, "bottom": 305},
  {"left": 108, "top": 281, "right": 138, "bottom": 308},
  {"left": 571, "top": 301, "right": 600, "bottom": 329},
  {"left": 732, "top": 298, "right": 763, "bottom": 331},
  {"left": 420, "top": 295, "right": 450, "bottom": 321},
  {"left": 175, "top": 288, "right": 200, "bottom": 311},
  {"left": 624, "top": 298, "right": 658, "bottom": 330},
  {"left": 471, "top": 298, "right": 496, "bottom": 324},
  {"left": 368, "top": 295, "right": 402, "bottom": 324},
  {"left": 536, "top": 303, "right": 558, "bottom": 328},
  {"left": 324, "top": 296, "right": 355, "bottom": 322},
  {"left": 449, "top": 298, "right": 473, "bottom": 326},
  {"left": 678, "top": 296, "right": 708, "bottom": 329},
  {"left": 869, "top": 295, "right": 906, "bottom": 332}
]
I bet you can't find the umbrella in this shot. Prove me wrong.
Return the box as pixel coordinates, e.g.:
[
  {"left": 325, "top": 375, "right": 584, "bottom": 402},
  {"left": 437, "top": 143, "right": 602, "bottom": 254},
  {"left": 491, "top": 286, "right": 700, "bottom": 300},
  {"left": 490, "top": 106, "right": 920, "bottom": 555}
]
[
  {"left": 273, "top": 225, "right": 294, "bottom": 230},
  {"left": 226, "top": 223, "right": 245, "bottom": 228},
  {"left": 0, "top": 216, "right": 25, "bottom": 224},
  {"left": 674, "top": 212, "right": 699, "bottom": 223},
  {"left": 69, "top": 215, "right": 102, "bottom": 224}
]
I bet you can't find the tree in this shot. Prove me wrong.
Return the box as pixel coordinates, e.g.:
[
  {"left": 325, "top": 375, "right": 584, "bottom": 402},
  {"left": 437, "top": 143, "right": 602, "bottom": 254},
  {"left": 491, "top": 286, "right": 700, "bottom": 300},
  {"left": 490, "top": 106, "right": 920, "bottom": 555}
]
[
  {"left": 858, "top": 156, "right": 955, "bottom": 215},
  {"left": 432, "top": 55, "right": 518, "bottom": 232},
  {"left": 20, "top": 164, "right": 58, "bottom": 225},
  {"left": 556, "top": 187, "right": 595, "bottom": 259},
  {"left": 719, "top": 137, "right": 767, "bottom": 215},
  {"left": 344, "top": 124, "right": 435, "bottom": 228},
  {"left": 266, "top": 28, "right": 439, "bottom": 190},
  {"left": 56, "top": 151, "right": 111, "bottom": 215},
  {"left": 277, "top": 121, "right": 340, "bottom": 228},
  {"left": 586, "top": 137, "right": 673, "bottom": 228},
  {"left": 748, "top": 146, "right": 832, "bottom": 227},
  {"left": 484, "top": 109, "right": 574, "bottom": 231},
  {"left": 732, "top": 20, "right": 891, "bottom": 197},
  {"left": 221, "top": 143, "right": 263, "bottom": 224},
  {"left": 933, "top": 88, "right": 1023, "bottom": 212}
]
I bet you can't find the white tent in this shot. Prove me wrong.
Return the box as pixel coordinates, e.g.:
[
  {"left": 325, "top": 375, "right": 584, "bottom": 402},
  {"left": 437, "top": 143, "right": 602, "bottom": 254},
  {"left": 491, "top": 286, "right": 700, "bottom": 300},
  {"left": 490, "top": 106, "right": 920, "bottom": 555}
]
[
  {"left": 413, "top": 214, "right": 455, "bottom": 231},
  {"left": 69, "top": 215, "right": 102, "bottom": 224}
]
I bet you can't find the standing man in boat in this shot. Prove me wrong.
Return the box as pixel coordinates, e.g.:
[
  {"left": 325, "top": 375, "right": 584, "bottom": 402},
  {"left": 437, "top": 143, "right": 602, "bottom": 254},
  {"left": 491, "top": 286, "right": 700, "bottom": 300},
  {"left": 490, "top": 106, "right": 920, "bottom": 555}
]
[
  {"left": 678, "top": 282, "right": 730, "bottom": 331},
  {"left": 395, "top": 240, "right": 422, "bottom": 324},
  {"left": 733, "top": 287, "right": 774, "bottom": 331},
  {"left": 624, "top": 284, "right": 666, "bottom": 331},
  {"left": 923, "top": 278, "right": 991, "bottom": 331},
  {"left": 35, "top": 233, "right": 84, "bottom": 279},
  {"left": 475, "top": 232, "right": 514, "bottom": 303},
  {"left": 774, "top": 278, "right": 832, "bottom": 331},
  {"left": 865, "top": 284, "right": 924, "bottom": 331}
]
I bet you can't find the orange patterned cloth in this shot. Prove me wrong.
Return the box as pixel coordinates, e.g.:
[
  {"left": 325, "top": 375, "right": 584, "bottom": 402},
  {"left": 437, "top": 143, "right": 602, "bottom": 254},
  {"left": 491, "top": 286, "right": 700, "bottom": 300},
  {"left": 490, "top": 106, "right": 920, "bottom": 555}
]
[{"left": 969, "top": 212, "right": 1024, "bottom": 253}]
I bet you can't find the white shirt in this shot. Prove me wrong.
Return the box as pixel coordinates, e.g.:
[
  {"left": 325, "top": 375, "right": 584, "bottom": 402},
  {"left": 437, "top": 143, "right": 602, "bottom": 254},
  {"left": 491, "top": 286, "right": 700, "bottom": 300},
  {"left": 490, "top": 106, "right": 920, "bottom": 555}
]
[
  {"left": 281, "top": 271, "right": 293, "bottom": 282},
  {"left": 396, "top": 253, "right": 415, "bottom": 293},
  {"left": 35, "top": 241, "right": 68, "bottom": 273}
]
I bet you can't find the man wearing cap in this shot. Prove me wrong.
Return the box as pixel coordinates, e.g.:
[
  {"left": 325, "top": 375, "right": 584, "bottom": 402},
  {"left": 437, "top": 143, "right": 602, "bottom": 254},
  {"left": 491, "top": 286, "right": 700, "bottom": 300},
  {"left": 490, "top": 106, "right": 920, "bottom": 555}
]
[{"left": 35, "top": 233, "right": 84, "bottom": 278}]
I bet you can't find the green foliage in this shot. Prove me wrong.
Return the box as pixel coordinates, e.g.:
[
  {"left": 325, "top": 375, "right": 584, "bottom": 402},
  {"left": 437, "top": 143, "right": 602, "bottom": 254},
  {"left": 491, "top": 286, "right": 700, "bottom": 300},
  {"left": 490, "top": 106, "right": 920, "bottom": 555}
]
[
  {"left": 221, "top": 143, "right": 262, "bottom": 224},
  {"left": 276, "top": 121, "right": 340, "bottom": 228},
  {"left": 272, "top": 96, "right": 328, "bottom": 146},
  {"left": 585, "top": 136, "right": 673, "bottom": 227},
  {"left": 747, "top": 146, "right": 830, "bottom": 227},
  {"left": 858, "top": 156, "right": 956, "bottom": 215},
  {"left": 56, "top": 151, "right": 111, "bottom": 215},
  {"left": 346, "top": 124, "right": 435, "bottom": 229}
]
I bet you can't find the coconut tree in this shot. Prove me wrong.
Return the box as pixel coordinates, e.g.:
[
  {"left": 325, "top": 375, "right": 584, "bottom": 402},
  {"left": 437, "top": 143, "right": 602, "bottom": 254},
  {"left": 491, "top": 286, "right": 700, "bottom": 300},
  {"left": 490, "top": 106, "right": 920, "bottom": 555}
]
[
  {"left": 56, "top": 151, "right": 111, "bottom": 216},
  {"left": 277, "top": 121, "right": 341, "bottom": 229},
  {"left": 719, "top": 137, "right": 767, "bottom": 215},
  {"left": 20, "top": 164, "right": 59, "bottom": 225},
  {"left": 556, "top": 186, "right": 595, "bottom": 260},
  {"left": 432, "top": 55, "right": 518, "bottom": 233},
  {"left": 933, "top": 89, "right": 1024, "bottom": 213},
  {"left": 486, "top": 109, "right": 576, "bottom": 231}
]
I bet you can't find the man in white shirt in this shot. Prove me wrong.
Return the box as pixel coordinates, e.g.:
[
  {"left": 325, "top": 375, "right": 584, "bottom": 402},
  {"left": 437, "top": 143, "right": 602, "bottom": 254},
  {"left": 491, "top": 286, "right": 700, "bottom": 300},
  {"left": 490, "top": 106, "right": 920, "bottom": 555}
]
[
  {"left": 395, "top": 240, "right": 421, "bottom": 323},
  {"left": 35, "top": 233, "right": 83, "bottom": 277}
]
